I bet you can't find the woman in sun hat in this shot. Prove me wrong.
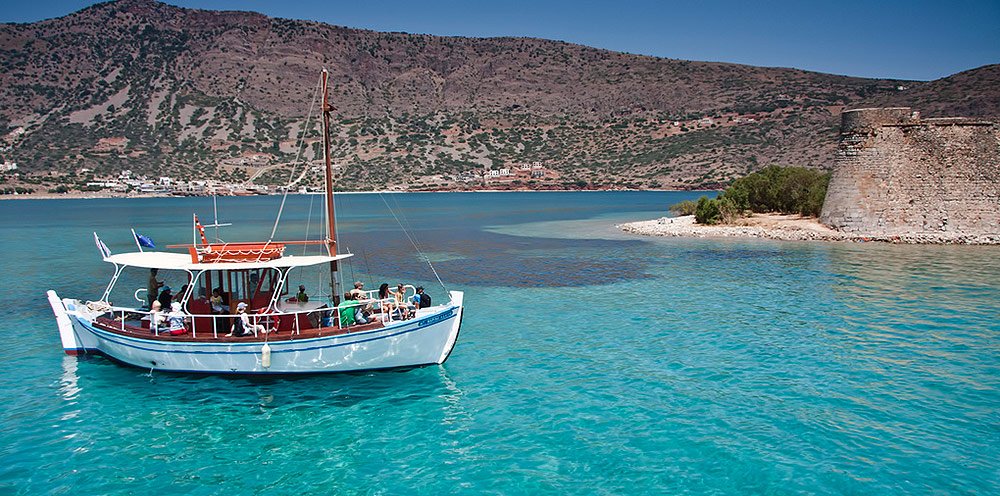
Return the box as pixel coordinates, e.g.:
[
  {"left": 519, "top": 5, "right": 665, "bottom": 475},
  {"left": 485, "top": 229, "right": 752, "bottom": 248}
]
[{"left": 162, "top": 301, "right": 188, "bottom": 336}]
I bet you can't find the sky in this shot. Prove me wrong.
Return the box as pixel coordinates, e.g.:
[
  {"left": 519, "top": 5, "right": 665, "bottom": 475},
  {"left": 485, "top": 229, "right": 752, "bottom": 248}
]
[{"left": 2, "top": 0, "right": 998, "bottom": 81}]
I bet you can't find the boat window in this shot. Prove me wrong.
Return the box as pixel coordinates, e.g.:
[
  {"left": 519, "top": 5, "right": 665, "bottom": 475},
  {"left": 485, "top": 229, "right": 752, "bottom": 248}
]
[
  {"left": 249, "top": 269, "right": 282, "bottom": 306},
  {"left": 231, "top": 271, "right": 247, "bottom": 301}
]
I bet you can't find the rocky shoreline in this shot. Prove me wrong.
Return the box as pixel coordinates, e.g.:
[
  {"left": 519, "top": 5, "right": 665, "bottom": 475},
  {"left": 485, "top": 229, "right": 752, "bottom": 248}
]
[{"left": 618, "top": 214, "right": 1000, "bottom": 245}]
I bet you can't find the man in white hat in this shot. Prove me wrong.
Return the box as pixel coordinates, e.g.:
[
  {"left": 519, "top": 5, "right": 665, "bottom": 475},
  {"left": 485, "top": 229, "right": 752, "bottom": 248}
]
[{"left": 149, "top": 300, "right": 164, "bottom": 334}]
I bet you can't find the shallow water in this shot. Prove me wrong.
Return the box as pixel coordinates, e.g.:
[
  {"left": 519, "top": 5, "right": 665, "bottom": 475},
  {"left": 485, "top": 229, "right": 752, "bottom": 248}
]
[{"left": 1, "top": 192, "right": 998, "bottom": 494}]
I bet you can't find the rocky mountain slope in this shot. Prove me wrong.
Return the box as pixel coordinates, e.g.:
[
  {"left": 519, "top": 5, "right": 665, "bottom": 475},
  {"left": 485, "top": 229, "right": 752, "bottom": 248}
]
[
  {"left": 0, "top": 0, "right": 996, "bottom": 193},
  {"left": 861, "top": 64, "right": 1000, "bottom": 119}
]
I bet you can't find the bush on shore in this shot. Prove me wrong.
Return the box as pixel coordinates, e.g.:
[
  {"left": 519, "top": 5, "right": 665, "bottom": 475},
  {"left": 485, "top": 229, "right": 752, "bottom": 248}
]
[
  {"left": 677, "top": 165, "right": 830, "bottom": 225},
  {"left": 668, "top": 200, "right": 698, "bottom": 216},
  {"left": 695, "top": 195, "right": 743, "bottom": 225}
]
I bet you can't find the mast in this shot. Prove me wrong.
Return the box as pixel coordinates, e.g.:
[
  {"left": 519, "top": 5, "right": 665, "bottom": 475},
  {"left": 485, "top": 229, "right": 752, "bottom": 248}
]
[
  {"left": 321, "top": 69, "right": 340, "bottom": 303},
  {"left": 322, "top": 69, "right": 337, "bottom": 257}
]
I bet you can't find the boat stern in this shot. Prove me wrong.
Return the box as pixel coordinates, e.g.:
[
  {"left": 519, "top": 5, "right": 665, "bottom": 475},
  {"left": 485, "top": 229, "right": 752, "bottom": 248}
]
[{"left": 47, "top": 290, "right": 83, "bottom": 355}]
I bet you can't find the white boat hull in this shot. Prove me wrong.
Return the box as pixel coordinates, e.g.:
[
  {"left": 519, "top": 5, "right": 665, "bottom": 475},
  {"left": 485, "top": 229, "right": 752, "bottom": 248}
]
[{"left": 48, "top": 290, "right": 464, "bottom": 374}]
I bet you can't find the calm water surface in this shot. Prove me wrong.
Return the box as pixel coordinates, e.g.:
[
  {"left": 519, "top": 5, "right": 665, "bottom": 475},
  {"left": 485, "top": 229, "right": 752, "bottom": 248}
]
[{"left": 0, "top": 192, "right": 998, "bottom": 494}]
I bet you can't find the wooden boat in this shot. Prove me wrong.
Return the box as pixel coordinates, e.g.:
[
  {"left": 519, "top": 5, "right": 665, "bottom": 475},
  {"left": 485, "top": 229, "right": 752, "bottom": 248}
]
[{"left": 46, "top": 70, "right": 464, "bottom": 374}]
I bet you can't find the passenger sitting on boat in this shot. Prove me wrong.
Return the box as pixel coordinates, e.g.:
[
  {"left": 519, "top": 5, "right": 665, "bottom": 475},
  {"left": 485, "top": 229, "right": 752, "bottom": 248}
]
[
  {"left": 352, "top": 292, "right": 370, "bottom": 324},
  {"left": 413, "top": 286, "right": 431, "bottom": 309},
  {"left": 376, "top": 283, "right": 399, "bottom": 316},
  {"left": 377, "top": 283, "right": 391, "bottom": 311},
  {"left": 349, "top": 281, "right": 365, "bottom": 299},
  {"left": 337, "top": 292, "right": 369, "bottom": 326},
  {"left": 296, "top": 285, "right": 309, "bottom": 303},
  {"left": 214, "top": 286, "right": 230, "bottom": 309},
  {"left": 346, "top": 283, "right": 373, "bottom": 316},
  {"left": 163, "top": 302, "right": 188, "bottom": 336},
  {"left": 337, "top": 293, "right": 357, "bottom": 327},
  {"left": 157, "top": 286, "right": 172, "bottom": 310},
  {"left": 227, "top": 302, "right": 268, "bottom": 337},
  {"left": 210, "top": 288, "right": 226, "bottom": 313},
  {"left": 149, "top": 300, "right": 165, "bottom": 333},
  {"left": 394, "top": 283, "right": 411, "bottom": 320}
]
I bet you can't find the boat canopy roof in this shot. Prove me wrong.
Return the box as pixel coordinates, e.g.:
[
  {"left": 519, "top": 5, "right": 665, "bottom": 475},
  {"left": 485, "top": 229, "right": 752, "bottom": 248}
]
[{"left": 104, "top": 251, "right": 353, "bottom": 271}]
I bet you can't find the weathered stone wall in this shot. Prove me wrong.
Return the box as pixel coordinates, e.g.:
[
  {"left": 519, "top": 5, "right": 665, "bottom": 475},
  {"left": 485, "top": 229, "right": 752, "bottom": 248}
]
[{"left": 820, "top": 108, "right": 1000, "bottom": 239}]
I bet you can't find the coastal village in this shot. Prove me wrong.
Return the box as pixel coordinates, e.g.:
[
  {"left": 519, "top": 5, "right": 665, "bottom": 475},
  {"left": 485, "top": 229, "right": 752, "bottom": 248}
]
[{"left": 0, "top": 152, "right": 561, "bottom": 197}]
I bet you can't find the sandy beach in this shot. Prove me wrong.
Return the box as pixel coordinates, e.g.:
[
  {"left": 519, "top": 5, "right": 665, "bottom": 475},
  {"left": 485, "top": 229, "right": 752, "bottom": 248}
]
[{"left": 618, "top": 214, "right": 1000, "bottom": 245}]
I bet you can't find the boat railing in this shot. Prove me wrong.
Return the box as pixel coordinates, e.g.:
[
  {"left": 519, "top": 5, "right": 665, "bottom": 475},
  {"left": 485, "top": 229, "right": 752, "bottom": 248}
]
[
  {"left": 95, "top": 296, "right": 411, "bottom": 339},
  {"left": 358, "top": 285, "right": 420, "bottom": 323}
]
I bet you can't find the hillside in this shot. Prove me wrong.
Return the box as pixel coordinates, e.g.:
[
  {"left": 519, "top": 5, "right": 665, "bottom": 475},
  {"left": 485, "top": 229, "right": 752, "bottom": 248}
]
[
  {"left": 860, "top": 64, "right": 1000, "bottom": 118},
  {"left": 0, "top": 0, "right": 995, "bottom": 194}
]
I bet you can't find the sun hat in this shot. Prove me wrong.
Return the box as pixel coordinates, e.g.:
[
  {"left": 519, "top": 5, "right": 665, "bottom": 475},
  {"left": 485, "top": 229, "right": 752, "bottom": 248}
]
[
  {"left": 170, "top": 302, "right": 182, "bottom": 311},
  {"left": 237, "top": 302, "right": 248, "bottom": 309}
]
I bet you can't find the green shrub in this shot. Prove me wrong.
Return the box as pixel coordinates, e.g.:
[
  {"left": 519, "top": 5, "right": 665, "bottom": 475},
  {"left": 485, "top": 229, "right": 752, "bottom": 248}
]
[
  {"left": 695, "top": 196, "right": 721, "bottom": 224},
  {"left": 691, "top": 165, "right": 829, "bottom": 225},
  {"left": 718, "top": 196, "right": 743, "bottom": 224},
  {"left": 696, "top": 196, "right": 743, "bottom": 225},
  {"left": 669, "top": 200, "right": 698, "bottom": 216},
  {"left": 720, "top": 165, "right": 830, "bottom": 216}
]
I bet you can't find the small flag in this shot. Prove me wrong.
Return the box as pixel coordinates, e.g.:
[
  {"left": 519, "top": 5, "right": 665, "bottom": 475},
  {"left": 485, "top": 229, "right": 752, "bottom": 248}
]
[
  {"left": 93, "top": 232, "right": 112, "bottom": 259},
  {"left": 135, "top": 231, "right": 155, "bottom": 249},
  {"left": 195, "top": 214, "right": 209, "bottom": 245}
]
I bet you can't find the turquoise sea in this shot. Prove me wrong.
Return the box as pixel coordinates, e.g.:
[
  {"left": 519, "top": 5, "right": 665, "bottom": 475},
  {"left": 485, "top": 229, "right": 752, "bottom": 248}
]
[{"left": 1, "top": 191, "right": 998, "bottom": 494}]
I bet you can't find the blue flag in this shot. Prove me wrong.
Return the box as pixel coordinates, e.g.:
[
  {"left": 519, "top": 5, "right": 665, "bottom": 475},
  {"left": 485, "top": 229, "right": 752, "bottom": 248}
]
[{"left": 135, "top": 232, "right": 156, "bottom": 249}]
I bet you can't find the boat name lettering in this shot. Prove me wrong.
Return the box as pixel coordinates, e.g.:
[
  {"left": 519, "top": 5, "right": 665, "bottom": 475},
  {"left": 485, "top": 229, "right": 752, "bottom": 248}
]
[{"left": 419, "top": 309, "right": 453, "bottom": 327}]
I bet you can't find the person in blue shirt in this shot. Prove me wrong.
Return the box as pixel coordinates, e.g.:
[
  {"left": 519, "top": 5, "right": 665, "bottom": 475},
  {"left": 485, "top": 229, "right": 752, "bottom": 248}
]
[{"left": 413, "top": 286, "right": 431, "bottom": 309}]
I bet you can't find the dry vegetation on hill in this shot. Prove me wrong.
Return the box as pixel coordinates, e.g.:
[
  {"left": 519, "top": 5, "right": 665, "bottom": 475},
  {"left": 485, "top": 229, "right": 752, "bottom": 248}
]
[{"left": 0, "top": 0, "right": 996, "bottom": 194}]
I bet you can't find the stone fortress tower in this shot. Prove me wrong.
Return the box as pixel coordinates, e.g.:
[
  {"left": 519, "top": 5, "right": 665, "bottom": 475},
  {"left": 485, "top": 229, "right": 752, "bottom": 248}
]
[{"left": 820, "top": 107, "right": 1000, "bottom": 239}]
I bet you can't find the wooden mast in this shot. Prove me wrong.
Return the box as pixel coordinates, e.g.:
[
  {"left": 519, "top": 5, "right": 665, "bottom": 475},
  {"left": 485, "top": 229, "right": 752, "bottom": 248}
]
[{"left": 321, "top": 69, "right": 340, "bottom": 302}]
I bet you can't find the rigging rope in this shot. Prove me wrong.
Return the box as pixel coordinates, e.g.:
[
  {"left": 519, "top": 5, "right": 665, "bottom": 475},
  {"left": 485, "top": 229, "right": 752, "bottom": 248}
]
[
  {"left": 378, "top": 193, "right": 449, "bottom": 295},
  {"left": 361, "top": 248, "right": 375, "bottom": 290},
  {"left": 269, "top": 73, "right": 323, "bottom": 242},
  {"left": 344, "top": 244, "right": 356, "bottom": 285},
  {"left": 303, "top": 194, "right": 315, "bottom": 255}
]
